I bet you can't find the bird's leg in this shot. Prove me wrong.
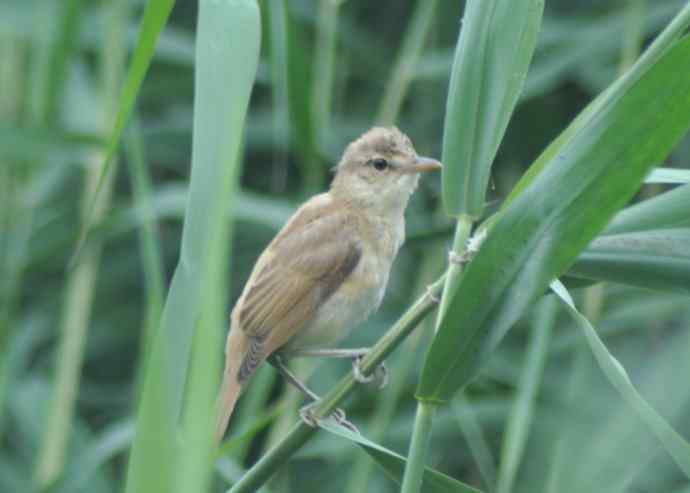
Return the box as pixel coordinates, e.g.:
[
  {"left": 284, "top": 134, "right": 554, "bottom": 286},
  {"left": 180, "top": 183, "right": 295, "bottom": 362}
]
[
  {"left": 268, "top": 354, "right": 355, "bottom": 431},
  {"left": 352, "top": 356, "right": 388, "bottom": 388},
  {"left": 289, "top": 348, "right": 389, "bottom": 389},
  {"left": 268, "top": 354, "right": 320, "bottom": 401}
]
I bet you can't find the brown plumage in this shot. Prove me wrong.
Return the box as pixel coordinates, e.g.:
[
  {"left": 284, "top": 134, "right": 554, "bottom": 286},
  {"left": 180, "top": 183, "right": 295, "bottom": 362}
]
[{"left": 215, "top": 127, "right": 441, "bottom": 441}]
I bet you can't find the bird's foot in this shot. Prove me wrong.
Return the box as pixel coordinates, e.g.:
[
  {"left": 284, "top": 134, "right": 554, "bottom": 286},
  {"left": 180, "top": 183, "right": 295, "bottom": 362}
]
[
  {"left": 335, "top": 412, "right": 360, "bottom": 434},
  {"left": 299, "top": 403, "right": 358, "bottom": 433},
  {"left": 299, "top": 403, "right": 321, "bottom": 427},
  {"left": 352, "top": 356, "right": 389, "bottom": 389}
]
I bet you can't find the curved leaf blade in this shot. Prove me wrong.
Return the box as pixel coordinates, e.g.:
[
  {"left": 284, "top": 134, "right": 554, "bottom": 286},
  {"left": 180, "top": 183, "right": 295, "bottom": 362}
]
[
  {"left": 550, "top": 280, "right": 690, "bottom": 478},
  {"left": 645, "top": 166, "right": 690, "bottom": 183},
  {"left": 73, "top": 0, "right": 176, "bottom": 257},
  {"left": 124, "top": 1, "right": 261, "bottom": 492},
  {"left": 442, "top": 0, "right": 544, "bottom": 217},
  {"left": 604, "top": 183, "right": 690, "bottom": 234},
  {"left": 569, "top": 228, "right": 690, "bottom": 294},
  {"left": 503, "top": 4, "right": 690, "bottom": 208},
  {"left": 319, "top": 420, "right": 483, "bottom": 493},
  {"left": 418, "top": 36, "right": 690, "bottom": 403}
]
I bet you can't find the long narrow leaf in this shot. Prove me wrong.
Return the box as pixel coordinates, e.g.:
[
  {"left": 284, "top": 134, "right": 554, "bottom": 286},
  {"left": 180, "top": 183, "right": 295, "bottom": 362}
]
[
  {"left": 550, "top": 280, "right": 690, "bottom": 478},
  {"left": 503, "top": 3, "right": 690, "bottom": 207},
  {"left": 124, "top": 1, "right": 260, "bottom": 492},
  {"left": 645, "top": 167, "right": 690, "bottom": 183},
  {"left": 442, "top": 0, "right": 543, "bottom": 217},
  {"left": 604, "top": 183, "right": 690, "bottom": 234},
  {"left": 418, "top": 36, "right": 690, "bottom": 402},
  {"left": 496, "top": 297, "right": 556, "bottom": 493},
  {"left": 569, "top": 228, "right": 690, "bottom": 294},
  {"left": 319, "top": 420, "right": 483, "bottom": 493},
  {"left": 74, "top": 0, "right": 175, "bottom": 257}
]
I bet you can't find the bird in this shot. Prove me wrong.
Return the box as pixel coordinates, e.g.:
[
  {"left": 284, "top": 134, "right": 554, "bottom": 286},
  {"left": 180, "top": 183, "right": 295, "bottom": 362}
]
[{"left": 215, "top": 126, "right": 442, "bottom": 441}]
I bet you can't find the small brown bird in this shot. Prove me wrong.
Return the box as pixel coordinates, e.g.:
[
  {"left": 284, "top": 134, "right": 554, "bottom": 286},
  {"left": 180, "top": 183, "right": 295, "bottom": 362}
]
[{"left": 215, "top": 127, "right": 441, "bottom": 440}]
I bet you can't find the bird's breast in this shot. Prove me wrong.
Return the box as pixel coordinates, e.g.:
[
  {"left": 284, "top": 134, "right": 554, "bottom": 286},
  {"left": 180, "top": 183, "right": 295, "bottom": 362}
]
[{"left": 281, "top": 247, "right": 393, "bottom": 353}]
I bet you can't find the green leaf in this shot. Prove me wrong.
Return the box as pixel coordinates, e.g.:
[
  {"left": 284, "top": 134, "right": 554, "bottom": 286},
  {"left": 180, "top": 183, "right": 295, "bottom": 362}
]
[
  {"left": 418, "top": 35, "right": 690, "bottom": 403},
  {"left": 376, "top": 0, "right": 439, "bottom": 126},
  {"left": 604, "top": 183, "right": 690, "bottom": 234},
  {"left": 318, "top": 420, "right": 483, "bottom": 493},
  {"left": 496, "top": 297, "right": 556, "bottom": 493},
  {"left": 441, "top": 0, "right": 544, "bottom": 217},
  {"left": 550, "top": 280, "right": 690, "bottom": 478},
  {"left": 645, "top": 167, "right": 690, "bottom": 183},
  {"left": 503, "top": 4, "right": 690, "bottom": 208},
  {"left": 74, "top": 0, "right": 175, "bottom": 257},
  {"left": 569, "top": 228, "right": 690, "bottom": 294},
  {"left": 52, "top": 420, "right": 134, "bottom": 493},
  {"left": 124, "top": 1, "right": 261, "bottom": 492}
]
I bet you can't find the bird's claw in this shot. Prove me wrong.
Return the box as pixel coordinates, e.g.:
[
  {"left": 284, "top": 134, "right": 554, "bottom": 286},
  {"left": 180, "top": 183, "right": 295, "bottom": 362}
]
[
  {"left": 374, "top": 362, "right": 389, "bottom": 389},
  {"left": 299, "top": 403, "right": 359, "bottom": 433},
  {"left": 352, "top": 355, "right": 374, "bottom": 384},
  {"left": 299, "top": 403, "right": 320, "bottom": 427},
  {"left": 353, "top": 356, "right": 389, "bottom": 389},
  {"left": 332, "top": 407, "right": 346, "bottom": 422},
  {"left": 334, "top": 412, "right": 360, "bottom": 434}
]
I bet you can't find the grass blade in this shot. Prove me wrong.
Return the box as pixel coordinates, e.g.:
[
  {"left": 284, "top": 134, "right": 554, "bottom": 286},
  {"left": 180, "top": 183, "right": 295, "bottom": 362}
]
[
  {"left": 376, "top": 0, "right": 439, "bottom": 126},
  {"left": 503, "top": 3, "right": 690, "bottom": 207},
  {"left": 604, "top": 183, "right": 690, "bottom": 234},
  {"left": 123, "top": 1, "right": 261, "bottom": 492},
  {"left": 644, "top": 167, "right": 690, "bottom": 183},
  {"left": 442, "top": 0, "right": 544, "bottom": 217},
  {"left": 320, "top": 420, "right": 483, "bottom": 493},
  {"left": 418, "top": 34, "right": 690, "bottom": 403},
  {"left": 550, "top": 280, "right": 690, "bottom": 478},
  {"left": 453, "top": 395, "right": 497, "bottom": 492},
  {"left": 496, "top": 297, "right": 556, "bottom": 493},
  {"left": 569, "top": 228, "right": 690, "bottom": 294},
  {"left": 73, "top": 0, "right": 175, "bottom": 260},
  {"left": 35, "top": 1, "right": 126, "bottom": 486}
]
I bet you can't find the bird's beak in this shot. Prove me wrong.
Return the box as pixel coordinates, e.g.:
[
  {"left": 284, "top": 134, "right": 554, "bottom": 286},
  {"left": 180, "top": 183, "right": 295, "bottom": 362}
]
[{"left": 410, "top": 156, "right": 443, "bottom": 173}]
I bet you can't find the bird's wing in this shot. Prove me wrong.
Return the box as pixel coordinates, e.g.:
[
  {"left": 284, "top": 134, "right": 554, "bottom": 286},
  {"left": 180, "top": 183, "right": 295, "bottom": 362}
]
[{"left": 237, "top": 197, "right": 362, "bottom": 363}]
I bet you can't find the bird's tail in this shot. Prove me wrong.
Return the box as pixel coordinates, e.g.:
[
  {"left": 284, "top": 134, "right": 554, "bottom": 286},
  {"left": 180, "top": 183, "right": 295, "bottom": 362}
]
[
  {"left": 214, "top": 367, "right": 241, "bottom": 443},
  {"left": 215, "top": 328, "right": 245, "bottom": 443}
]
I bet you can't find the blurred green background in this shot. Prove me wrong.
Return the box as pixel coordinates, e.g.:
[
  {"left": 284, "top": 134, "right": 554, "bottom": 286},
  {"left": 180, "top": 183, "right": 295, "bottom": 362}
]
[{"left": 2, "top": 0, "right": 690, "bottom": 492}]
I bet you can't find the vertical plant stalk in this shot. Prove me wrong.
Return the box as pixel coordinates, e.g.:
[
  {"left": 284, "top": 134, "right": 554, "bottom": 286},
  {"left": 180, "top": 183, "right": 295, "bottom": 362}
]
[
  {"left": 496, "top": 296, "right": 556, "bottom": 493},
  {"left": 268, "top": 0, "right": 289, "bottom": 192},
  {"left": 311, "top": 0, "right": 338, "bottom": 153},
  {"left": 437, "top": 214, "right": 474, "bottom": 320},
  {"left": 1, "top": 0, "right": 80, "bottom": 437},
  {"left": 34, "top": 0, "right": 125, "bottom": 487},
  {"left": 0, "top": 35, "right": 26, "bottom": 436},
  {"left": 545, "top": 284, "right": 604, "bottom": 492},
  {"left": 124, "top": 120, "right": 165, "bottom": 395},
  {"left": 400, "top": 214, "right": 473, "bottom": 493},
  {"left": 619, "top": 0, "right": 646, "bottom": 74},
  {"left": 376, "top": 0, "right": 439, "bottom": 126},
  {"left": 125, "top": 1, "right": 261, "bottom": 492},
  {"left": 400, "top": 401, "right": 437, "bottom": 493},
  {"left": 453, "top": 394, "right": 497, "bottom": 491},
  {"left": 228, "top": 276, "right": 445, "bottom": 493}
]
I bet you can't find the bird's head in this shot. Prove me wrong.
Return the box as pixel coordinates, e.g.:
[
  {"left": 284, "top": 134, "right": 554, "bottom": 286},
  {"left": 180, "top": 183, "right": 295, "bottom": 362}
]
[{"left": 331, "top": 127, "right": 441, "bottom": 213}]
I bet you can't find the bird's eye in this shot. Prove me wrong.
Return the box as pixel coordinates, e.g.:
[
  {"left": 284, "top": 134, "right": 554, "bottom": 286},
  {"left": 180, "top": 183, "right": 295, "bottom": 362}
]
[{"left": 371, "top": 158, "right": 389, "bottom": 171}]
